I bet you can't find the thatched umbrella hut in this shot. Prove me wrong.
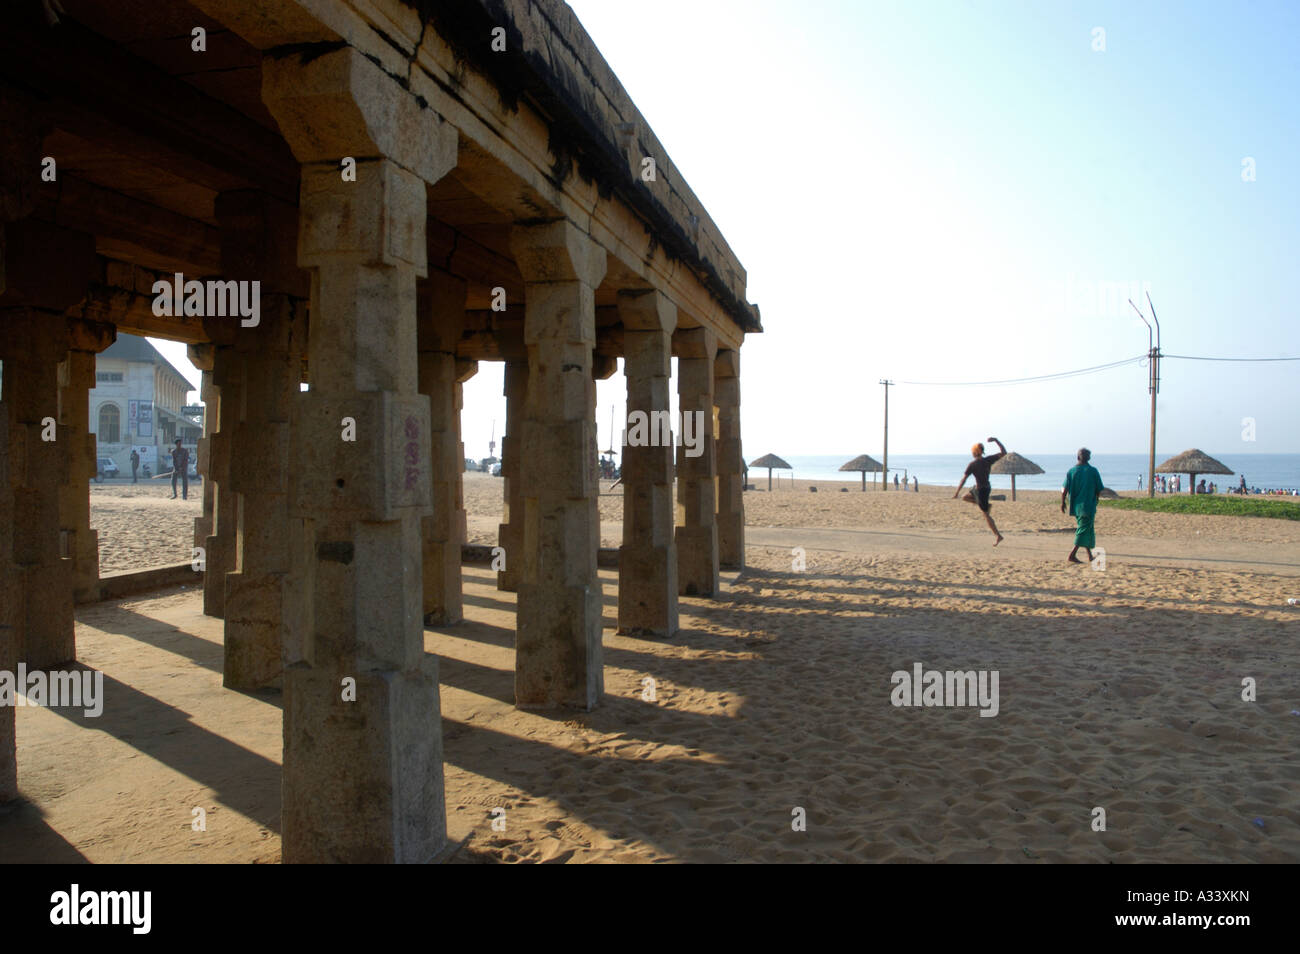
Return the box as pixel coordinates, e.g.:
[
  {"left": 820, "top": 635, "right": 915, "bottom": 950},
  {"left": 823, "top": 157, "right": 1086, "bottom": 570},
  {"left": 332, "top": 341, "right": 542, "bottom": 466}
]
[
  {"left": 990, "top": 452, "right": 1043, "bottom": 501},
  {"left": 750, "top": 453, "right": 792, "bottom": 491},
  {"left": 839, "top": 454, "right": 883, "bottom": 491},
  {"left": 1157, "top": 448, "right": 1233, "bottom": 494}
]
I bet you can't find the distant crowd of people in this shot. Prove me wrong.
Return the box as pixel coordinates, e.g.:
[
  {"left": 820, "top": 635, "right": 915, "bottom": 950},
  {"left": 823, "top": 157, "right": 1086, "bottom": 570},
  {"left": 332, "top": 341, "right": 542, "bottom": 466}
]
[
  {"left": 1136, "top": 473, "right": 1299, "bottom": 496},
  {"left": 891, "top": 473, "right": 919, "bottom": 492}
]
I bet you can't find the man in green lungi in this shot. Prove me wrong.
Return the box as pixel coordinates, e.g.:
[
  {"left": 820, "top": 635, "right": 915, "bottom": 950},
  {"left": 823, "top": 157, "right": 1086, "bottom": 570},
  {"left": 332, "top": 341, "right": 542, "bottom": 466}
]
[{"left": 1061, "top": 447, "right": 1103, "bottom": 564}]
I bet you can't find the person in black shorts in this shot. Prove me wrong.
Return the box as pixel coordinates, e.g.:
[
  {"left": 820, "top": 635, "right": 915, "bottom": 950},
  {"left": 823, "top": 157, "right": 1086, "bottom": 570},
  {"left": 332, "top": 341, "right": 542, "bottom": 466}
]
[{"left": 953, "top": 436, "right": 1006, "bottom": 545}]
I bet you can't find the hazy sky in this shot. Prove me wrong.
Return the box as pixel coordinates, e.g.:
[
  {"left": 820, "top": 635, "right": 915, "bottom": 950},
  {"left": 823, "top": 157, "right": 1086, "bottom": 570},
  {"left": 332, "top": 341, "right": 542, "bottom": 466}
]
[{"left": 155, "top": 0, "right": 1298, "bottom": 459}]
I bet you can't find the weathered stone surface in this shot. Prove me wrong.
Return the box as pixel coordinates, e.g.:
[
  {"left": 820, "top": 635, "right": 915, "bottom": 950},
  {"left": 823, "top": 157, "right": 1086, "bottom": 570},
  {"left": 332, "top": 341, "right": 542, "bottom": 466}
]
[
  {"left": 417, "top": 270, "right": 471, "bottom": 625},
  {"left": 675, "top": 326, "right": 719, "bottom": 597},
  {"left": 204, "top": 346, "right": 241, "bottom": 619},
  {"left": 497, "top": 359, "right": 528, "bottom": 592},
  {"left": 1, "top": 309, "right": 75, "bottom": 667},
  {"left": 281, "top": 661, "right": 445, "bottom": 863},
  {"left": 0, "top": 409, "right": 16, "bottom": 802},
  {"left": 266, "top": 42, "right": 448, "bottom": 858},
  {"left": 512, "top": 221, "right": 606, "bottom": 709},
  {"left": 617, "top": 289, "right": 678, "bottom": 637},
  {"left": 716, "top": 348, "right": 745, "bottom": 570}
]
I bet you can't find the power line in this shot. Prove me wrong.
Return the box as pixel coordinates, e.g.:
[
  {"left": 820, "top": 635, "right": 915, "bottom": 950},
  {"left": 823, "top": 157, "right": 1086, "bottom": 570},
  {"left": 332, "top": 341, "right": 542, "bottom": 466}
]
[
  {"left": 1163, "top": 353, "right": 1300, "bottom": 362},
  {"left": 899, "top": 354, "right": 1146, "bottom": 387}
]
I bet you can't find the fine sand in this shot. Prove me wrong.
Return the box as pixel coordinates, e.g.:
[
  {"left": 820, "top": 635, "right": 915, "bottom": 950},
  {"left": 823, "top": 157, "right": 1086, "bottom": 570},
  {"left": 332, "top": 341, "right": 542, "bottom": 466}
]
[{"left": 4, "top": 472, "right": 1297, "bottom": 862}]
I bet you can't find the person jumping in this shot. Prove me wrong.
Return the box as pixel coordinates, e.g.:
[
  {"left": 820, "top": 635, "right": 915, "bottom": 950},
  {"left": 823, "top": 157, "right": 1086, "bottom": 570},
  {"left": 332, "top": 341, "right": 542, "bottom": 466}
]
[{"left": 954, "top": 436, "right": 1006, "bottom": 545}]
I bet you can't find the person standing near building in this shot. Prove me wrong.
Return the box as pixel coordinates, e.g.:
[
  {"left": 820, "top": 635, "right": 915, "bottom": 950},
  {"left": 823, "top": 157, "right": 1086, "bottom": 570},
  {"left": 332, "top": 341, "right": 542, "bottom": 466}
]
[
  {"left": 170, "top": 438, "right": 190, "bottom": 500},
  {"left": 1062, "top": 447, "right": 1103, "bottom": 564},
  {"left": 130, "top": 448, "right": 139, "bottom": 483}
]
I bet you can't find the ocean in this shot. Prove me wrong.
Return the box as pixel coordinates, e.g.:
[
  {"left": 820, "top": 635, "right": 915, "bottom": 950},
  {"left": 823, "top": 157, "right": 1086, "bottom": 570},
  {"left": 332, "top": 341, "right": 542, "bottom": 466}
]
[{"left": 765, "top": 453, "right": 1300, "bottom": 493}]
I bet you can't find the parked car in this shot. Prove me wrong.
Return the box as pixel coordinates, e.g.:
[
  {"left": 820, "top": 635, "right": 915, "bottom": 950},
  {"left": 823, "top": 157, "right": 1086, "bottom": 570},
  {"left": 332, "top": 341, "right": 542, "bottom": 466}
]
[{"left": 95, "top": 457, "right": 120, "bottom": 482}]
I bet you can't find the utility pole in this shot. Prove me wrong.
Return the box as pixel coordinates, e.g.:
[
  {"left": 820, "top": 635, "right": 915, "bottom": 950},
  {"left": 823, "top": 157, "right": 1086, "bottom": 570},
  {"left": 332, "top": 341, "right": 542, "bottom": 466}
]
[
  {"left": 880, "top": 379, "right": 892, "bottom": 491},
  {"left": 1130, "top": 294, "right": 1161, "bottom": 499}
]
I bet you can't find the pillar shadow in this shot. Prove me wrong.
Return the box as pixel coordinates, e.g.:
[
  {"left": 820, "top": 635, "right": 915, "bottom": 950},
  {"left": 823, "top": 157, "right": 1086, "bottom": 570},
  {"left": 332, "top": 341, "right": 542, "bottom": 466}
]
[
  {"left": 80, "top": 604, "right": 222, "bottom": 674},
  {"left": 0, "top": 796, "right": 90, "bottom": 863},
  {"left": 37, "top": 665, "right": 281, "bottom": 833}
]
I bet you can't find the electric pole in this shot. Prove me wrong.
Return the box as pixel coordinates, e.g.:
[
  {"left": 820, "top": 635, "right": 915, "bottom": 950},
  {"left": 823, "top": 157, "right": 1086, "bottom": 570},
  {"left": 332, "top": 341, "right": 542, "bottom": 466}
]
[
  {"left": 1130, "top": 294, "right": 1161, "bottom": 499},
  {"left": 880, "top": 379, "right": 892, "bottom": 491}
]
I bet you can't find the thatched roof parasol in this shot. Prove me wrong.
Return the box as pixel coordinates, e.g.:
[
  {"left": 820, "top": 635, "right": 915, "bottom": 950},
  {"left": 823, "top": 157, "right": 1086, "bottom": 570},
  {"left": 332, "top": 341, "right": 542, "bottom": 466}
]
[
  {"left": 839, "top": 454, "right": 883, "bottom": 491},
  {"left": 1156, "top": 448, "right": 1233, "bottom": 494},
  {"left": 750, "top": 453, "right": 792, "bottom": 491},
  {"left": 990, "top": 451, "right": 1043, "bottom": 501}
]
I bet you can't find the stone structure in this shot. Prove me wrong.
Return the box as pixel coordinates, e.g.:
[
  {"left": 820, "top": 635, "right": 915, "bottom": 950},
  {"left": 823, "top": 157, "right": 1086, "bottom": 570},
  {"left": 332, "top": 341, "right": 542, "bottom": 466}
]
[{"left": 0, "top": 0, "right": 758, "bottom": 861}]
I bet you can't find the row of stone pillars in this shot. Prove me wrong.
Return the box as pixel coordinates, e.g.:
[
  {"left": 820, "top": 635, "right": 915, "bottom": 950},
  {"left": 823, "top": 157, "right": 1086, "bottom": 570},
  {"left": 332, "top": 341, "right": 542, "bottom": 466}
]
[{"left": 4, "top": 45, "right": 747, "bottom": 861}]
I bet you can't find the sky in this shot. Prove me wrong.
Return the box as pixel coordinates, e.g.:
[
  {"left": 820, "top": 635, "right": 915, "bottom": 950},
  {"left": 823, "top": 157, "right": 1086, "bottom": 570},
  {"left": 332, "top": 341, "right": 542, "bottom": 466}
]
[{"left": 154, "top": 0, "right": 1299, "bottom": 459}]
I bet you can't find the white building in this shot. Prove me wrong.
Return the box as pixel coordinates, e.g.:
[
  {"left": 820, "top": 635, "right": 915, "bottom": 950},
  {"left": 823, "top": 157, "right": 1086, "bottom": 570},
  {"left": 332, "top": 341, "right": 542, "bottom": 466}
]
[{"left": 92, "top": 337, "right": 201, "bottom": 475}]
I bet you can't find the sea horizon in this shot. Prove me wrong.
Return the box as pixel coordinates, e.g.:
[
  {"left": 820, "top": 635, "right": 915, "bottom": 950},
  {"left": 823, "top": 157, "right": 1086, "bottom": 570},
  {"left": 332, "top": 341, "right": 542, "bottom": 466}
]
[{"left": 747, "top": 452, "right": 1300, "bottom": 492}]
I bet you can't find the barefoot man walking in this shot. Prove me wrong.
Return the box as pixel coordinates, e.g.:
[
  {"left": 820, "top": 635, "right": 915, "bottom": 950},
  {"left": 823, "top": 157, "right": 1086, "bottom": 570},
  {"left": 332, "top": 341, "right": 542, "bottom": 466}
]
[
  {"left": 1062, "top": 447, "right": 1103, "bottom": 563},
  {"left": 954, "top": 436, "right": 1006, "bottom": 546}
]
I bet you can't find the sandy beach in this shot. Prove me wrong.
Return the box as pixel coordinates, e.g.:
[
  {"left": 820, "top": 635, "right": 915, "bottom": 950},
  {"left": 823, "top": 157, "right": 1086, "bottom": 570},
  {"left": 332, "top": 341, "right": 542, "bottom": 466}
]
[{"left": 4, "top": 471, "right": 1289, "bottom": 863}]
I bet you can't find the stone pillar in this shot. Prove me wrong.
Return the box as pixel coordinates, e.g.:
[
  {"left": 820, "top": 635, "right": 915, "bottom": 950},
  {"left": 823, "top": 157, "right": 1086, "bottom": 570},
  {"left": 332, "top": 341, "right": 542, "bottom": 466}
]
[
  {"left": 616, "top": 289, "right": 678, "bottom": 637},
  {"left": 497, "top": 358, "right": 528, "bottom": 592},
  {"left": 0, "top": 408, "right": 15, "bottom": 801},
  {"left": 202, "top": 343, "right": 240, "bottom": 618},
  {"left": 264, "top": 45, "right": 456, "bottom": 862},
  {"left": 217, "top": 190, "right": 308, "bottom": 690},
  {"left": 188, "top": 348, "right": 217, "bottom": 559},
  {"left": 417, "top": 269, "right": 471, "bottom": 625},
  {"left": 509, "top": 220, "right": 607, "bottom": 709},
  {"left": 453, "top": 359, "right": 476, "bottom": 549},
  {"left": 715, "top": 348, "right": 745, "bottom": 570},
  {"left": 675, "top": 327, "right": 719, "bottom": 596},
  {"left": 57, "top": 331, "right": 110, "bottom": 603},
  {"left": 1, "top": 309, "right": 75, "bottom": 668}
]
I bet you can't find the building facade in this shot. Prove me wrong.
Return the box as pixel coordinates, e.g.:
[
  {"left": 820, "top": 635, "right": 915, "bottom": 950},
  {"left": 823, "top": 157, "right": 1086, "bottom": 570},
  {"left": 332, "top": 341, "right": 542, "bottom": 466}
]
[{"left": 92, "top": 336, "right": 201, "bottom": 474}]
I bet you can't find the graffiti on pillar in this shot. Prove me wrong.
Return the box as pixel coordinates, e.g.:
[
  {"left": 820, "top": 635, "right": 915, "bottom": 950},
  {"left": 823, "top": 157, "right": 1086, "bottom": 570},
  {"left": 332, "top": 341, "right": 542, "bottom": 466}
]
[{"left": 403, "top": 415, "right": 421, "bottom": 491}]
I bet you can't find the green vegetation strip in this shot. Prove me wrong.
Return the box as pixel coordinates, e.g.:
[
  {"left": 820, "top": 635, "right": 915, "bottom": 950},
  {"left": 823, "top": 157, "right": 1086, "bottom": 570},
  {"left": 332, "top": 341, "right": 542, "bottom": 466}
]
[{"left": 1101, "top": 496, "right": 1300, "bottom": 520}]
